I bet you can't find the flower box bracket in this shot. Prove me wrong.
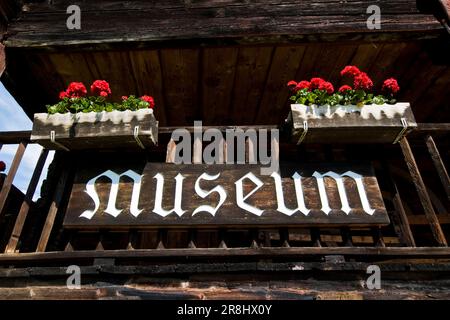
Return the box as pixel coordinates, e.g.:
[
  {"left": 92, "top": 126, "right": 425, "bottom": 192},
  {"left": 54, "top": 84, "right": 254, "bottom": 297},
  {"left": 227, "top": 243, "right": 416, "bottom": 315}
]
[{"left": 31, "top": 109, "right": 158, "bottom": 150}]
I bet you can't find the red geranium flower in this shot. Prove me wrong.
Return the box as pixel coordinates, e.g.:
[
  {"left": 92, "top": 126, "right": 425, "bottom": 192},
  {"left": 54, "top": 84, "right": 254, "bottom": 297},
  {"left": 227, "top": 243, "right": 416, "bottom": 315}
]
[
  {"left": 59, "top": 91, "right": 69, "bottom": 99},
  {"left": 339, "top": 85, "right": 352, "bottom": 93},
  {"left": 353, "top": 72, "right": 373, "bottom": 91},
  {"left": 90, "top": 80, "right": 111, "bottom": 97},
  {"left": 121, "top": 96, "right": 128, "bottom": 100},
  {"left": 382, "top": 78, "right": 400, "bottom": 95},
  {"left": 318, "top": 81, "right": 334, "bottom": 95},
  {"left": 340, "top": 66, "right": 361, "bottom": 78},
  {"left": 295, "top": 80, "right": 310, "bottom": 91},
  {"left": 0, "top": 161, "right": 6, "bottom": 172},
  {"left": 141, "top": 95, "right": 155, "bottom": 109},
  {"left": 287, "top": 80, "right": 297, "bottom": 91},
  {"left": 64, "top": 82, "right": 87, "bottom": 98},
  {"left": 309, "top": 77, "right": 326, "bottom": 90}
]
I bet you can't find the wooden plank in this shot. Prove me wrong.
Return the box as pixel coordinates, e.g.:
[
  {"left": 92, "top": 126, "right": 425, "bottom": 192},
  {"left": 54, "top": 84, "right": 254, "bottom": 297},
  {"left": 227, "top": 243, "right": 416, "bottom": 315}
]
[
  {"left": 408, "top": 214, "right": 450, "bottom": 225},
  {"left": 2, "top": 247, "right": 450, "bottom": 264},
  {"left": 230, "top": 46, "right": 274, "bottom": 125},
  {"left": 399, "top": 137, "right": 448, "bottom": 246},
  {"left": 160, "top": 48, "right": 199, "bottom": 126},
  {"left": 5, "top": 149, "right": 49, "bottom": 253},
  {"left": 202, "top": 47, "right": 238, "bottom": 125},
  {"left": 63, "top": 161, "right": 389, "bottom": 228},
  {"left": 256, "top": 46, "right": 306, "bottom": 124},
  {"left": 0, "top": 131, "right": 30, "bottom": 144},
  {"left": 0, "top": 142, "right": 27, "bottom": 219},
  {"left": 128, "top": 50, "right": 167, "bottom": 126},
  {"left": 391, "top": 183, "right": 416, "bottom": 247},
  {"left": 36, "top": 165, "right": 71, "bottom": 252},
  {"left": 6, "top": 1, "right": 443, "bottom": 48},
  {"left": 425, "top": 135, "right": 450, "bottom": 201}
]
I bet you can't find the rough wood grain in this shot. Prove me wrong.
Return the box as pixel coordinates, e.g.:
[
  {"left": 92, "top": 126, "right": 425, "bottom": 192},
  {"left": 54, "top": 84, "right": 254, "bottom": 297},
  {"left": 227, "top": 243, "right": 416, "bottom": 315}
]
[
  {"left": 425, "top": 135, "right": 450, "bottom": 201},
  {"left": 63, "top": 161, "right": 389, "bottom": 228},
  {"left": 399, "top": 137, "right": 448, "bottom": 246},
  {"left": 0, "top": 142, "right": 27, "bottom": 219},
  {"left": 6, "top": 1, "right": 444, "bottom": 48},
  {"left": 36, "top": 165, "right": 71, "bottom": 252},
  {"left": 5, "top": 149, "right": 49, "bottom": 253}
]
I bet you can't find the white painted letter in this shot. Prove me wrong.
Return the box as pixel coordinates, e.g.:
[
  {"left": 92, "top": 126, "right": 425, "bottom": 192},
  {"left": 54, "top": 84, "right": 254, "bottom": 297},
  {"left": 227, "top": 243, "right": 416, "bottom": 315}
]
[
  {"left": 193, "top": 173, "right": 227, "bottom": 216},
  {"left": 80, "top": 170, "right": 143, "bottom": 219},
  {"left": 271, "top": 172, "right": 310, "bottom": 216},
  {"left": 235, "top": 172, "right": 264, "bottom": 216},
  {"left": 153, "top": 173, "right": 186, "bottom": 217}
]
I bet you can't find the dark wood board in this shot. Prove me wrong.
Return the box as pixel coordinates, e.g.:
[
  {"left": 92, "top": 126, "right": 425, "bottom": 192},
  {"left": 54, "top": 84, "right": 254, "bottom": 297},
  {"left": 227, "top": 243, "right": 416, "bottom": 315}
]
[{"left": 63, "top": 160, "right": 389, "bottom": 228}]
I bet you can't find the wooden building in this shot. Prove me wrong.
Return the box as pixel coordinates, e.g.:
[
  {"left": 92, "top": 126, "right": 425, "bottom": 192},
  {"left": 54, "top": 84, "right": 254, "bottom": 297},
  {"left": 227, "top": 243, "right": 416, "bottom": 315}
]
[{"left": 0, "top": 0, "right": 449, "bottom": 299}]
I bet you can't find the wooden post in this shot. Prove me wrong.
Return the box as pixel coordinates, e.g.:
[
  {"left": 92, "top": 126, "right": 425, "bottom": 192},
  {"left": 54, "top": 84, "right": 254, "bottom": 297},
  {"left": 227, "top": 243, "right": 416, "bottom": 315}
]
[
  {"left": 382, "top": 160, "right": 416, "bottom": 247},
  {"left": 279, "top": 228, "right": 290, "bottom": 247},
  {"left": 187, "top": 229, "right": 197, "bottom": 248},
  {"left": 36, "top": 164, "right": 71, "bottom": 252},
  {"left": 341, "top": 227, "right": 353, "bottom": 247},
  {"left": 0, "top": 142, "right": 27, "bottom": 219},
  {"left": 5, "top": 149, "right": 49, "bottom": 253},
  {"left": 166, "top": 139, "right": 176, "bottom": 163},
  {"left": 193, "top": 136, "right": 202, "bottom": 164},
  {"left": 310, "top": 228, "right": 322, "bottom": 247},
  {"left": 425, "top": 135, "right": 450, "bottom": 201},
  {"left": 399, "top": 137, "right": 447, "bottom": 246},
  {"left": 127, "top": 230, "right": 139, "bottom": 250}
]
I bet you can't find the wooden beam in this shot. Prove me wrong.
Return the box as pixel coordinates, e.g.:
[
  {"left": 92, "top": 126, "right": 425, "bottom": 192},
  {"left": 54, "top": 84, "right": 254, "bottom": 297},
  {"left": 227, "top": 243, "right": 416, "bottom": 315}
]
[
  {"left": 0, "top": 142, "right": 27, "bottom": 219},
  {"left": 425, "top": 135, "right": 450, "bottom": 201},
  {"left": 399, "top": 137, "right": 448, "bottom": 246},
  {"left": 0, "top": 131, "right": 31, "bottom": 144},
  {"left": 408, "top": 214, "right": 450, "bottom": 225},
  {"left": 6, "top": 1, "right": 444, "bottom": 48},
  {"left": 36, "top": 164, "right": 71, "bottom": 252},
  {"left": 5, "top": 149, "right": 49, "bottom": 253},
  {"left": 2, "top": 247, "right": 450, "bottom": 264}
]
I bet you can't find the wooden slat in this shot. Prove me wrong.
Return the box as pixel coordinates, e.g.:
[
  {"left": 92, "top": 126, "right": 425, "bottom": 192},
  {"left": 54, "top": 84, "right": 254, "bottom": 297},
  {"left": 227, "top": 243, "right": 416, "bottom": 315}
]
[
  {"left": 0, "top": 142, "right": 27, "bottom": 218},
  {"left": 128, "top": 50, "right": 167, "bottom": 126},
  {"left": 399, "top": 137, "right": 448, "bottom": 246},
  {"left": 391, "top": 183, "right": 416, "bottom": 247},
  {"left": 425, "top": 135, "right": 450, "bottom": 201},
  {"left": 165, "top": 139, "right": 176, "bottom": 163},
  {"left": 35, "top": 165, "right": 71, "bottom": 252},
  {"left": 5, "top": 149, "right": 49, "bottom": 253},
  {"left": 0, "top": 131, "right": 30, "bottom": 144},
  {"left": 7, "top": 1, "right": 443, "bottom": 48},
  {"left": 231, "top": 46, "right": 274, "bottom": 125},
  {"left": 256, "top": 46, "right": 306, "bottom": 124},
  {"left": 3, "top": 247, "right": 450, "bottom": 263},
  {"left": 160, "top": 48, "right": 199, "bottom": 126},
  {"left": 202, "top": 47, "right": 238, "bottom": 125}
]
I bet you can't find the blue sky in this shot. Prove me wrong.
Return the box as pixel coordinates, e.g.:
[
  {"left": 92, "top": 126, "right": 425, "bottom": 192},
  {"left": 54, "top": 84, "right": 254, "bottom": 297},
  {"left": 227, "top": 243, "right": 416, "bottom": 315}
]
[{"left": 0, "top": 81, "right": 54, "bottom": 200}]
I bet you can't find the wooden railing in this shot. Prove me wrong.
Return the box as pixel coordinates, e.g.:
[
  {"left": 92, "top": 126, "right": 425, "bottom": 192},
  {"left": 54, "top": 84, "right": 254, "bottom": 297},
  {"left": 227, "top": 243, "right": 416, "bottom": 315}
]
[{"left": 0, "top": 125, "right": 448, "bottom": 267}]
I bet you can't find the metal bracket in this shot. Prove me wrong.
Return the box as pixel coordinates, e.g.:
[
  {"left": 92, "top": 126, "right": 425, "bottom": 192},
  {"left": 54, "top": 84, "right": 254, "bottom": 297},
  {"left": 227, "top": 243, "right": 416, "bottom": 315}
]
[
  {"left": 49, "top": 131, "right": 70, "bottom": 151},
  {"left": 297, "top": 120, "right": 308, "bottom": 145},
  {"left": 392, "top": 118, "right": 408, "bottom": 144},
  {"left": 133, "top": 126, "right": 146, "bottom": 149}
]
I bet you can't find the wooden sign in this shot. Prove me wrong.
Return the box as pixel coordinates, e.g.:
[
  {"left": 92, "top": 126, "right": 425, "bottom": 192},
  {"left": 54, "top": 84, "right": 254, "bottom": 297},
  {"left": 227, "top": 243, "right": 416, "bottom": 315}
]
[{"left": 63, "top": 161, "right": 389, "bottom": 228}]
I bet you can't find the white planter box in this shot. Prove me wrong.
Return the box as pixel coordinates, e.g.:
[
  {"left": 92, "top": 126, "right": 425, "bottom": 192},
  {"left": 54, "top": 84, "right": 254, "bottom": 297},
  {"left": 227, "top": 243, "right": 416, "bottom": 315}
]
[
  {"left": 289, "top": 103, "right": 417, "bottom": 144},
  {"left": 31, "top": 108, "right": 158, "bottom": 150}
]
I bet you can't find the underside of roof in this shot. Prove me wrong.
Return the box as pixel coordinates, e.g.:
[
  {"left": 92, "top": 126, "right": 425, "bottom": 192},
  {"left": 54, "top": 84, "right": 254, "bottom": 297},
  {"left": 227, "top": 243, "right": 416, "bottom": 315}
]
[{"left": 1, "top": 0, "right": 450, "bottom": 125}]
